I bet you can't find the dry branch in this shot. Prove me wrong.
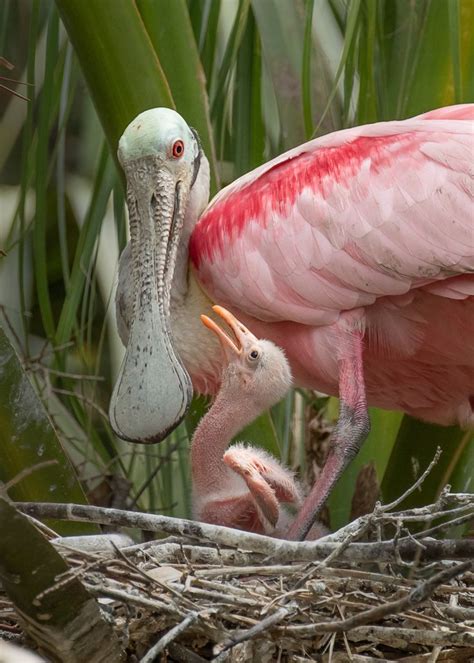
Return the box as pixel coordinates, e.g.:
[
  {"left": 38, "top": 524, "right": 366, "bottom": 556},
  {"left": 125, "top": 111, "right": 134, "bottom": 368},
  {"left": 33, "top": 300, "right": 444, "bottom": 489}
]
[
  {"left": 16, "top": 501, "right": 474, "bottom": 562},
  {"left": 5, "top": 489, "right": 473, "bottom": 660}
]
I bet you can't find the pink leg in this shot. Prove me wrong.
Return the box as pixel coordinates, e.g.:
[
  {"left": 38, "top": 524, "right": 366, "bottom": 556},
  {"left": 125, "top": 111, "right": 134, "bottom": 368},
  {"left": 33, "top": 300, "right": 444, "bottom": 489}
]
[
  {"left": 224, "top": 445, "right": 302, "bottom": 527},
  {"left": 287, "top": 328, "right": 370, "bottom": 541}
]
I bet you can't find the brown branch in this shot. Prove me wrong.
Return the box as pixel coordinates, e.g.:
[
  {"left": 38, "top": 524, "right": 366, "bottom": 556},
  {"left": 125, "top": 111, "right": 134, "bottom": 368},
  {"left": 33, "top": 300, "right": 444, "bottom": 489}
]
[
  {"left": 166, "top": 643, "right": 208, "bottom": 663},
  {"left": 280, "top": 561, "right": 471, "bottom": 634},
  {"left": 140, "top": 612, "right": 199, "bottom": 663},
  {"left": 346, "top": 625, "right": 474, "bottom": 648},
  {"left": 15, "top": 502, "right": 474, "bottom": 563},
  {"left": 382, "top": 447, "right": 443, "bottom": 512},
  {"left": 214, "top": 604, "right": 298, "bottom": 656}
]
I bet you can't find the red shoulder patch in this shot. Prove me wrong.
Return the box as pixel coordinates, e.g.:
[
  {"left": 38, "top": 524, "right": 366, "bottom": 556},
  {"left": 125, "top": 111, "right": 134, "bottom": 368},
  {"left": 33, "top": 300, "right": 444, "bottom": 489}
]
[{"left": 189, "top": 132, "right": 420, "bottom": 269}]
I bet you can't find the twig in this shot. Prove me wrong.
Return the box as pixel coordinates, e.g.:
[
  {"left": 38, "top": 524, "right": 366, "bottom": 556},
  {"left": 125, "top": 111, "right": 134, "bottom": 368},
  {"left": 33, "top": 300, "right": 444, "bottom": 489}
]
[
  {"left": 383, "top": 502, "right": 474, "bottom": 522},
  {"left": 16, "top": 502, "right": 474, "bottom": 563},
  {"left": 52, "top": 387, "right": 109, "bottom": 420},
  {"left": 83, "top": 582, "right": 188, "bottom": 618},
  {"left": 111, "top": 542, "right": 199, "bottom": 610},
  {"left": 1, "top": 460, "right": 58, "bottom": 494},
  {"left": 129, "top": 437, "right": 183, "bottom": 508},
  {"left": 166, "top": 643, "right": 208, "bottom": 663},
  {"left": 281, "top": 561, "right": 472, "bottom": 634},
  {"left": 27, "top": 364, "right": 105, "bottom": 381},
  {"left": 127, "top": 542, "right": 258, "bottom": 566},
  {"left": 320, "top": 494, "right": 473, "bottom": 544},
  {"left": 383, "top": 447, "right": 443, "bottom": 512},
  {"left": 409, "top": 512, "right": 474, "bottom": 539},
  {"left": 319, "top": 448, "right": 445, "bottom": 545},
  {"left": 444, "top": 605, "right": 474, "bottom": 621},
  {"left": 214, "top": 604, "right": 298, "bottom": 655},
  {"left": 140, "top": 612, "right": 199, "bottom": 663},
  {"left": 346, "top": 625, "right": 474, "bottom": 648},
  {"left": 195, "top": 564, "right": 303, "bottom": 578}
]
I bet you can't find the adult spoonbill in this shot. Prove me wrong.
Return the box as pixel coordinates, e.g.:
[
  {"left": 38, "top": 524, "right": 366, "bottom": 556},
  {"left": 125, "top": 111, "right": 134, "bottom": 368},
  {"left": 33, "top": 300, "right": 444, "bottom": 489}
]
[
  {"left": 110, "top": 104, "right": 474, "bottom": 540},
  {"left": 192, "top": 304, "right": 301, "bottom": 535}
]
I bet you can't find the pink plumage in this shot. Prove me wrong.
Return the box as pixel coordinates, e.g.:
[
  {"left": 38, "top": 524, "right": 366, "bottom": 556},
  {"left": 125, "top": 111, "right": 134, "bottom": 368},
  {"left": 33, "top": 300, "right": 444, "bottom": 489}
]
[
  {"left": 113, "top": 103, "right": 473, "bottom": 541},
  {"left": 190, "top": 105, "right": 474, "bottom": 429},
  {"left": 191, "top": 306, "right": 302, "bottom": 536}
]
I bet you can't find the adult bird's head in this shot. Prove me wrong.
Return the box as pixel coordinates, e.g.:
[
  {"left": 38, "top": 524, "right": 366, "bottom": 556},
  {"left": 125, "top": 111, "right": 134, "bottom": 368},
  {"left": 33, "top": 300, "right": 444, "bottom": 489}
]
[
  {"left": 201, "top": 305, "right": 293, "bottom": 411},
  {"left": 109, "top": 108, "right": 205, "bottom": 443}
]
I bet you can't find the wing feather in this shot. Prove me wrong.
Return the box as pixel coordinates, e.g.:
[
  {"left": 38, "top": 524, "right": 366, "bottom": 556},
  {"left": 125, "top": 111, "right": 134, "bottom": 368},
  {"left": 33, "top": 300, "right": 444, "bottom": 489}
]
[{"left": 190, "top": 106, "right": 474, "bottom": 325}]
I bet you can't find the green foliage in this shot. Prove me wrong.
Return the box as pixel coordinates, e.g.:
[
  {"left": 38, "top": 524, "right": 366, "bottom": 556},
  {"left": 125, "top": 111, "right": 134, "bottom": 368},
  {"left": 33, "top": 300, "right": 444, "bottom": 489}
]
[
  {"left": 0, "top": 0, "right": 472, "bottom": 531},
  {"left": 0, "top": 327, "right": 92, "bottom": 534},
  {"left": 0, "top": 498, "right": 122, "bottom": 659}
]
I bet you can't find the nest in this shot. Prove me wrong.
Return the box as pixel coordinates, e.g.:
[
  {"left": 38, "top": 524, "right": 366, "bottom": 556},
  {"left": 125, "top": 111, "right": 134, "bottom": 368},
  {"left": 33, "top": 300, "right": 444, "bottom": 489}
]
[{"left": 2, "top": 478, "right": 474, "bottom": 661}]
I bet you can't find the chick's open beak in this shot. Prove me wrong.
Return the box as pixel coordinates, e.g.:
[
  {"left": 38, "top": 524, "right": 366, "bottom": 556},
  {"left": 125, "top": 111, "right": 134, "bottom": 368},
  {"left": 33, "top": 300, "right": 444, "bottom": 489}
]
[{"left": 200, "top": 305, "right": 258, "bottom": 359}]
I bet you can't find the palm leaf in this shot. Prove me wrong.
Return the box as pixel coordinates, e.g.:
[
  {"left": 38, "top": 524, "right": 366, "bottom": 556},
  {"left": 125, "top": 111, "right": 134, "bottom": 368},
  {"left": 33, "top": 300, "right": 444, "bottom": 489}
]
[{"left": 0, "top": 326, "right": 92, "bottom": 534}]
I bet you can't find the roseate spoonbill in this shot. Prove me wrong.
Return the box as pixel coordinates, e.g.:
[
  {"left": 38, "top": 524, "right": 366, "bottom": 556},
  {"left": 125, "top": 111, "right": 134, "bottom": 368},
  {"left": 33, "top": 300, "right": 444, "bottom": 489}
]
[
  {"left": 192, "top": 304, "right": 301, "bottom": 534},
  {"left": 110, "top": 104, "right": 474, "bottom": 540}
]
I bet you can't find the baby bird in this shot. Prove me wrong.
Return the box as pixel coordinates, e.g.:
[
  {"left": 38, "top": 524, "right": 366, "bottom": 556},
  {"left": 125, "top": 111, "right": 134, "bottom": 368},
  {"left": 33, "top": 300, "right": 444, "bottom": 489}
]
[{"left": 191, "top": 305, "right": 302, "bottom": 536}]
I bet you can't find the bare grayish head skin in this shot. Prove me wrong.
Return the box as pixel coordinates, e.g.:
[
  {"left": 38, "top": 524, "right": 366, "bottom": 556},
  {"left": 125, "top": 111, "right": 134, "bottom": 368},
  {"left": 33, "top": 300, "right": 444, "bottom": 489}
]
[{"left": 109, "top": 108, "right": 201, "bottom": 443}]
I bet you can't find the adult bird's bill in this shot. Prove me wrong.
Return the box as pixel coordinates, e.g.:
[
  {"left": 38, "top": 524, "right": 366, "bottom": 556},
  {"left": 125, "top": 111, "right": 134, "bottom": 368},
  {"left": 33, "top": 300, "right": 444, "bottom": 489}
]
[{"left": 109, "top": 109, "right": 200, "bottom": 442}]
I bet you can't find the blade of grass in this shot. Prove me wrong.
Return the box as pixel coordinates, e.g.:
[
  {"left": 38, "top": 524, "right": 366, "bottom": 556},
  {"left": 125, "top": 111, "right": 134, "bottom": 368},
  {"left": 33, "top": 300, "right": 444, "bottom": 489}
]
[
  {"left": 55, "top": 0, "right": 174, "bottom": 170},
  {"left": 18, "top": 0, "right": 41, "bottom": 352},
  {"left": 233, "top": 8, "right": 264, "bottom": 176},
  {"left": 374, "top": 1, "right": 389, "bottom": 119},
  {"left": 448, "top": 0, "right": 463, "bottom": 103},
  {"left": 56, "top": 42, "right": 73, "bottom": 288},
  {"left": 302, "top": 0, "right": 315, "bottom": 139},
  {"left": 444, "top": 431, "right": 474, "bottom": 536},
  {"left": 177, "top": 428, "right": 191, "bottom": 518},
  {"left": 193, "top": 0, "right": 221, "bottom": 90},
  {"left": 460, "top": 0, "right": 474, "bottom": 100},
  {"left": 211, "top": 0, "right": 250, "bottom": 119},
  {"left": 391, "top": 0, "right": 422, "bottom": 117},
  {"left": 436, "top": 430, "right": 473, "bottom": 496},
  {"left": 34, "top": 6, "right": 59, "bottom": 340},
  {"left": 356, "top": 0, "right": 377, "bottom": 123},
  {"left": 0, "top": 0, "right": 10, "bottom": 53},
  {"left": 402, "top": 1, "right": 444, "bottom": 116},
  {"left": 0, "top": 22, "right": 50, "bottom": 172},
  {"left": 211, "top": 0, "right": 251, "bottom": 164},
  {"left": 137, "top": 0, "right": 219, "bottom": 193},
  {"left": 342, "top": 15, "right": 358, "bottom": 126},
  {"left": 0, "top": 325, "right": 93, "bottom": 534},
  {"left": 272, "top": 391, "right": 294, "bottom": 466},
  {"left": 55, "top": 143, "right": 115, "bottom": 347},
  {"left": 251, "top": 0, "right": 307, "bottom": 149},
  {"left": 309, "top": 0, "right": 346, "bottom": 130},
  {"left": 312, "top": 0, "right": 361, "bottom": 134}
]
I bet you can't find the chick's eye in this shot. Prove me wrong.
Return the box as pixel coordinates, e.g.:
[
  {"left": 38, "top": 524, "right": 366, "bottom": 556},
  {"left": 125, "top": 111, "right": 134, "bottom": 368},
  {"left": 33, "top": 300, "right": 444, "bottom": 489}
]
[
  {"left": 172, "top": 140, "right": 184, "bottom": 158},
  {"left": 249, "top": 349, "right": 259, "bottom": 361}
]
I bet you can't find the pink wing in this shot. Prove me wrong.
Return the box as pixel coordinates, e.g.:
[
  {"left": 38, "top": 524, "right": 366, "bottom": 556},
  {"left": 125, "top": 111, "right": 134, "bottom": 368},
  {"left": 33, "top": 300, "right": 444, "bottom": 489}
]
[{"left": 190, "top": 105, "right": 474, "bottom": 327}]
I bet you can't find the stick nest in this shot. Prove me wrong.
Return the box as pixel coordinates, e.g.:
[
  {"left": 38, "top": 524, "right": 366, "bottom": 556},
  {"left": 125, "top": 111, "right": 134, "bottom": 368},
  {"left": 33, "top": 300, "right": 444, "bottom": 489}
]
[{"left": 2, "top": 488, "right": 474, "bottom": 662}]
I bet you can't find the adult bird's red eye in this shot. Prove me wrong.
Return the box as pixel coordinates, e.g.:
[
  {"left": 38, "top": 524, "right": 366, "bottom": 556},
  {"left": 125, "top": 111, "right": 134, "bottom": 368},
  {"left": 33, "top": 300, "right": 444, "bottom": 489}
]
[{"left": 172, "top": 140, "right": 184, "bottom": 158}]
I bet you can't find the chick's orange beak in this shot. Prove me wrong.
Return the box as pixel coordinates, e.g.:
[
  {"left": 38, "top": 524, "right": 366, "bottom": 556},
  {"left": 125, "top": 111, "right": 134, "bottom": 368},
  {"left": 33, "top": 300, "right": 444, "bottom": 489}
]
[{"left": 200, "top": 305, "right": 257, "bottom": 356}]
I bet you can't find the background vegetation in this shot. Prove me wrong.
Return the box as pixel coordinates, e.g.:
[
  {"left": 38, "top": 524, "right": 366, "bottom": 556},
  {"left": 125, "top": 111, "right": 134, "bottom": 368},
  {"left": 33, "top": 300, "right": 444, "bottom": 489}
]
[{"left": 0, "top": 0, "right": 472, "bottom": 535}]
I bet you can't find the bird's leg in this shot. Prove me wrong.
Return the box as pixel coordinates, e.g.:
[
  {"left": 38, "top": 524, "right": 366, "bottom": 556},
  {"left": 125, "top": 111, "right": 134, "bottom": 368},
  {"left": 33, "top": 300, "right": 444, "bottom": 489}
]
[
  {"left": 287, "top": 327, "right": 370, "bottom": 541},
  {"left": 224, "top": 445, "right": 302, "bottom": 528}
]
